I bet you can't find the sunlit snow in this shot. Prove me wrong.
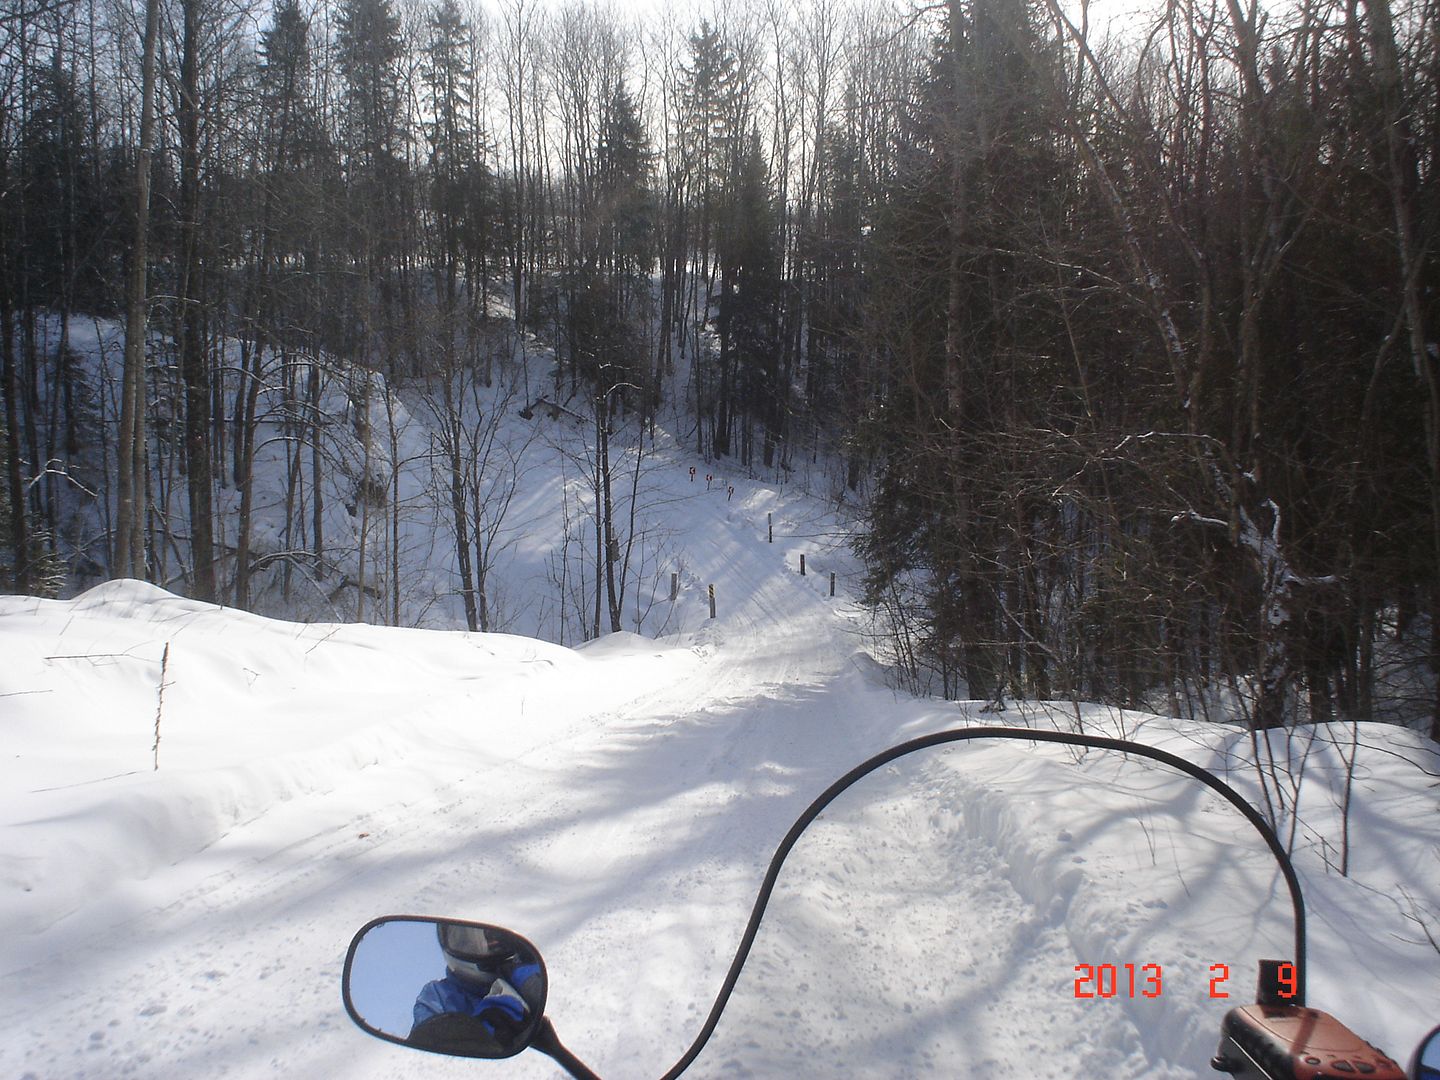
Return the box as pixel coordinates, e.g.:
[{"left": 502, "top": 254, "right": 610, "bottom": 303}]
[{"left": 3, "top": 435, "right": 1438, "bottom": 1079}]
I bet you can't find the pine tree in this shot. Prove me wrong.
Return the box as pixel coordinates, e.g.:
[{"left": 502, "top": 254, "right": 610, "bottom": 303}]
[
  {"left": 336, "top": 0, "right": 407, "bottom": 372},
  {"left": 859, "top": 0, "right": 1066, "bottom": 700},
  {"left": 679, "top": 21, "right": 746, "bottom": 296},
  {"left": 715, "top": 128, "right": 780, "bottom": 465},
  {"left": 595, "top": 80, "right": 655, "bottom": 294}
]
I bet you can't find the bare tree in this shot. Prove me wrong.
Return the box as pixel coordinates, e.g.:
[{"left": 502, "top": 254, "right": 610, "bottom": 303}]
[{"left": 115, "top": 0, "right": 160, "bottom": 580}]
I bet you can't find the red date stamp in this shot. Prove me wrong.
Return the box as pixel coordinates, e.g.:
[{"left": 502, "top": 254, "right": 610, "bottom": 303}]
[{"left": 1073, "top": 962, "right": 1298, "bottom": 1000}]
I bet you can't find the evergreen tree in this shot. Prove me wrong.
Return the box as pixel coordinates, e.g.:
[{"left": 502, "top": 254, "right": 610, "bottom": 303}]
[
  {"left": 859, "top": 0, "right": 1067, "bottom": 700},
  {"left": 336, "top": 0, "right": 404, "bottom": 180},
  {"left": 679, "top": 21, "right": 746, "bottom": 291},
  {"left": 595, "top": 80, "right": 655, "bottom": 292},
  {"left": 714, "top": 128, "right": 781, "bottom": 464},
  {"left": 336, "top": 0, "right": 407, "bottom": 370}
]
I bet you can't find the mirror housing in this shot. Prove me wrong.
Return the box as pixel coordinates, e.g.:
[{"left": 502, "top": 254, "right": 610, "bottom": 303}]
[
  {"left": 342, "top": 916, "right": 547, "bottom": 1059},
  {"left": 1413, "top": 1024, "right": 1440, "bottom": 1080}
]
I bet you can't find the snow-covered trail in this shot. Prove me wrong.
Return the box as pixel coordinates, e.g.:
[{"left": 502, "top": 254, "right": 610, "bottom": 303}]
[
  {"left": 3, "top": 474, "right": 1434, "bottom": 1079},
  {"left": 0, "top": 484, "right": 933, "bottom": 1080}
]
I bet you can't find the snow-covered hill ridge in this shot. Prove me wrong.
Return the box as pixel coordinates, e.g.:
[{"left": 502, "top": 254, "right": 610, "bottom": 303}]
[{"left": 0, "top": 579, "right": 700, "bottom": 938}]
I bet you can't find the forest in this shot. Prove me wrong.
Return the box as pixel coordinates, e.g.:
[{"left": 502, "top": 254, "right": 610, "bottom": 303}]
[{"left": 1, "top": 0, "right": 1437, "bottom": 738}]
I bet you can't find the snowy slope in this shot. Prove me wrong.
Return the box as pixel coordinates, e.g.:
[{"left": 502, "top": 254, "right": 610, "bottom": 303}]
[{"left": 3, "top": 449, "right": 1439, "bottom": 1079}]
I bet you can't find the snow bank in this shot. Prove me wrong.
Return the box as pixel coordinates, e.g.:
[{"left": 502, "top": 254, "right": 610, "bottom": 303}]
[{"left": 0, "top": 581, "right": 696, "bottom": 938}]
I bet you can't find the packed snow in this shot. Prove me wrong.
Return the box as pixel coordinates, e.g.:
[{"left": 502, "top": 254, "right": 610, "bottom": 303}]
[{"left": 3, "top": 411, "right": 1440, "bottom": 1078}]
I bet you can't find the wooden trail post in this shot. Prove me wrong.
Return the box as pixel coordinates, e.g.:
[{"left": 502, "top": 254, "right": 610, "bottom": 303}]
[
  {"left": 708, "top": 584, "right": 716, "bottom": 619},
  {"left": 800, "top": 554, "right": 806, "bottom": 576},
  {"left": 830, "top": 572, "right": 836, "bottom": 597},
  {"left": 671, "top": 572, "right": 678, "bottom": 601},
  {"left": 768, "top": 513, "right": 772, "bottom": 543}
]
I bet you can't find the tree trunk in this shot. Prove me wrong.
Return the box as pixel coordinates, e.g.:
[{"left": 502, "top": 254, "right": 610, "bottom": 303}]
[
  {"left": 1, "top": 291, "right": 29, "bottom": 592},
  {"left": 177, "top": 0, "right": 215, "bottom": 601},
  {"left": 116, "top": 0, "right": 161, "bottom": 580}
]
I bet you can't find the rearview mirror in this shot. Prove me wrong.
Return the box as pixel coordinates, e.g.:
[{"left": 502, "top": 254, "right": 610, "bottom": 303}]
[
  {"left": 1415, "top": 1024, "right": 1440, "bottom": 1080},
  {"left": 342, "top": 916, "right": 547, "bottom": 1059}
]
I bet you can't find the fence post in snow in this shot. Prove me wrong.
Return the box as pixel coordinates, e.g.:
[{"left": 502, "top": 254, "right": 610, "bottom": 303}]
[
  {"left": 830, "top": 572, "right": 836, "bottom": 597},
  {"left": 671, "top": 573, "right": 678, "bottom": 601},
  {"left": 768, "top": 513, "right": 772, "bottom": 543},
  {"left": 708, "top": 584, "right": 716, "bottom": 619},
  {"left": 800, "top": 554, "right": 806, "bottom": 576}
]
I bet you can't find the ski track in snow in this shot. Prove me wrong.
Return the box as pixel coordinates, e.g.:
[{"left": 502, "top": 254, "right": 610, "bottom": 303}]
[{"left": 2, "top": 455, "right": 1437, "bottom": 1079}]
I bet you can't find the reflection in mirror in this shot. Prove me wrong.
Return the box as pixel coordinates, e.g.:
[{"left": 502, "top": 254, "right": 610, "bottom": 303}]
[
  {"left": 1416, "top": 1024, "right": 1440, "bottom": 1080},
  {"left": 343, "top": 917, "right": 547, "bottom": 1059}
]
